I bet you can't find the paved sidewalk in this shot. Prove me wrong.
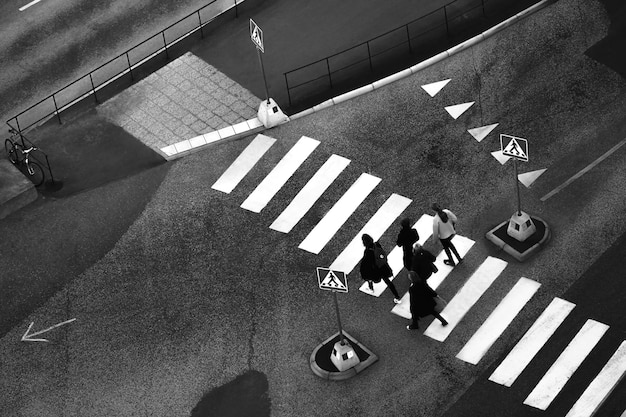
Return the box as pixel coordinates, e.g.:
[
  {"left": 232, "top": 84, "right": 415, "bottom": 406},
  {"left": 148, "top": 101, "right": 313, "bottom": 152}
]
[{"left": 97, "top": 52, "right": 262, "bottom": 159}]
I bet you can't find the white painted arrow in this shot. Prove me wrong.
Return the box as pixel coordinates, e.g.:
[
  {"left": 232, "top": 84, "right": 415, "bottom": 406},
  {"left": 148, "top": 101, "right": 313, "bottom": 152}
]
[
  {"left": 491, "top": 150, "right": 511, "bottom": 165},
  {"left": 444, "top": 102, "right": 474, "bottom": 119},
  {"left": 468, "top": 123, "right": 499, "bottom": 142},
  {"left": 518, "top": 169, "right": 547, "bottom": 188},
  {"left": 21, "top": 318, "right": 77, "bottom": 342},
  {"left": 421, "top": 79, "right": 450, "bottom": 97}
]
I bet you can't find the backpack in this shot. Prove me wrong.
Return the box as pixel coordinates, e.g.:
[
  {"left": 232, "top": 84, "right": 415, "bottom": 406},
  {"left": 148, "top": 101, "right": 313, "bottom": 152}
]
[{"left": 373, "top": 242, "right": 387, "bottom": 268}]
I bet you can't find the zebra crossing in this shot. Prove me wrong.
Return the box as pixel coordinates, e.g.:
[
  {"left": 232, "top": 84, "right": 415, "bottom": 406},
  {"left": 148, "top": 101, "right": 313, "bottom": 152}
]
[{"left": 210, "top": 133, "right": 625, "bottom": 417}]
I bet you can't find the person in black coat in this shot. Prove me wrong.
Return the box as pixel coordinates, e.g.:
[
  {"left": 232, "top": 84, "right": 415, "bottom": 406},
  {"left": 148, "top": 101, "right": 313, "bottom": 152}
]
[
  {"left": 410, "top": 242, "right": 437, "bottom": 281},
  {"left": 406, "top": 271, "right": 448, "bottom": 330},
  {"left": 396, "top": 217, "right": 419, "bottom": 270},
  {"left": 359, "top": 234, "right": 401, "bottom": 303}
]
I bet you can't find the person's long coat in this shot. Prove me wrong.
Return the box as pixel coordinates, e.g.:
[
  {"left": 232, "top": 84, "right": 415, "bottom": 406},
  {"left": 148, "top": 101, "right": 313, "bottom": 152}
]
[
  {"left": 411, "top": 248, "right": 436, "bottom": 281},
  {"left": 409, "top": 279, "right": 438, "bottom": 318},
  {"left": 360, "top": 248, "right": 380, "bottom": 282},
  {"left": 397, "top": 227, "right": 419, "bottom": 269}
]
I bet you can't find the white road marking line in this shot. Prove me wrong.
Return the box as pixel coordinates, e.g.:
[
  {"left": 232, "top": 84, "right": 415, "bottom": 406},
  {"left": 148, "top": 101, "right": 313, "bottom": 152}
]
[
  {"left": 298, "top": 173, "right": 381, "bottom": 254},
  {"left": 211, "top": 134, "right": 276, "bottom": 193},
  {"left": 390, "top": 234, "right": 475, "bottom": 319},
  {"left": 523, "top": 319, "right": 610, "bottom": 410},
  {"left": 489, "top": 297, "right": 576, "bottom": 387},
  {"left": 360, "top": 214, "right": 434, "bottom": 297},
  {"left": 423, "top": 256, "right": 508, "bottom": 342},
  {"left": 19, "top": 0, "right": 43, "bottom": 12},
  {"left": 241, "top": 136, "right": 319, "bottom": 213},
  {"left": 565, "top": 341, "right": 626, "bottom": 417},
  {"left": 270, "top": 154, "right": 350, "bottom": 233},
  {"left": 541, "top": 137, "right": 626, "bottom": 201},
  {"left": 456, "top": 277, "right": 541, "bottom": 365},
  {"left": 329, "top": 193, "right": 412, "bottom": 274}
]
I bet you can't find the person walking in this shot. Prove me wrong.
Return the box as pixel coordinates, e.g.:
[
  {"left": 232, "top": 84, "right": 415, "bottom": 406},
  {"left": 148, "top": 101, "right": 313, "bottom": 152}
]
[
  {"left": 431, "top": 203, "right": 462, "bottom": 266},
  {"left": 359, "top": 234, "right": 401, "bottom": 303},
  {"left": 406, "top": 271, "right": 448, "bottom": 330},
  {"left": 396, "top": 217, "right": 419, "bottom": 270},
  {"left": 410, "top": 242, "right": 437, "bottom": 281}
]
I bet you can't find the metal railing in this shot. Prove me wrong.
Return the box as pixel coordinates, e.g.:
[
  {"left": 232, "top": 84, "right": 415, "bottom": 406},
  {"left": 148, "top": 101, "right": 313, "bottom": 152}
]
[
  {"left": 6, "top": 0, "right": 245, "bottom": 134},
  {"left": 283, "top": 0, "right": 539, "bottom": 110}
]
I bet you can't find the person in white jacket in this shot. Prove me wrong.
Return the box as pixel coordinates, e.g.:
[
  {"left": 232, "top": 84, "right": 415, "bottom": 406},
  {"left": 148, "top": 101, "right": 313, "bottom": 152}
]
[{"left": 432, "top": 203, "right": 463, "bottom": 266}]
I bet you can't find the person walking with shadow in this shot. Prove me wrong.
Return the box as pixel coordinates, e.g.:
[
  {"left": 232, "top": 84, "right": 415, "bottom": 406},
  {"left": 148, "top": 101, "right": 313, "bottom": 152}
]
[
  {"left": 431, "top": 203, "right": 462, "bottom": 266},
  {"left": 406, "top": 271, "right": 448, "bottom": 330},
  {"left": 410, "top": 242, "right": 437, "bottom": 281},
  {"left": 359, "top": 234, "right": 401, "bottom": 304},
  {"left": 396, "top": 217, "right": 419, "bottom": 270}
]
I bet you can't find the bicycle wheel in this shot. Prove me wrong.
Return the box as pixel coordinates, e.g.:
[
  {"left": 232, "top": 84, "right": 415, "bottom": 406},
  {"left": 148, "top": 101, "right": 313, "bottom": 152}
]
[
  {"left": 5, "top": 138, "right": 18, "bottom": 164},
  {"left": 27, "top": 161, "right": 45, "bottom": 187}
]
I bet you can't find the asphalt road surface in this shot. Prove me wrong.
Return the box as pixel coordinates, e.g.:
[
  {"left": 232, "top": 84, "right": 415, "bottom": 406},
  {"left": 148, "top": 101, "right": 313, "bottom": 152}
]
[{"left": 1, "top": 0, "right": 626, "bottom": 416}]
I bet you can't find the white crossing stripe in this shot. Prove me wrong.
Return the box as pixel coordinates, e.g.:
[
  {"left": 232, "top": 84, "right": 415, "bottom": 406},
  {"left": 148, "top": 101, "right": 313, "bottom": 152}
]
[
  {"left": 241, "top": 136, "right": 320, "bottom": 213},
  {"left": 211, "top": 134, "right": 276, "bottom": 193},
  {"left": 270, "top": 154, "right": 350, "bottom": 233},
  {"left": 390, "top": 234, "right": 475, "bottom": 319},
  {"left": 360, "top": 214, "right": 434, "bottom": 297},
  {"left": 423, "top": 256, "right": 508, "bottom": 342},
  {"left": 428, "top": 235, "right": 475, "bottom": 291},
  {"left": 523, "top": 319, "right": 610, "bottom": 410},
  {"left": 489, "top": 297, "right": 576, "bottom": 387},
  {"left": 456, "top": 277, "right": 541, "bottom": 365},
  {"left": 298, "top": 173, "right": 381, "bottom": 254},
  {"left": 329, "top": 193, "right": 412, "bottom": 274},
  {"left": 565, "top": 341, "right": 626, "bottom": 417}
]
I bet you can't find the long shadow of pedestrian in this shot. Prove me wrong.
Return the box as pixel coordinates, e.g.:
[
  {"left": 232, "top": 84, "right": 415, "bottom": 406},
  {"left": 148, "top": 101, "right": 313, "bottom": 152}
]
[{"left": 191, "top": 370, "right": 271, "bottom": 417}]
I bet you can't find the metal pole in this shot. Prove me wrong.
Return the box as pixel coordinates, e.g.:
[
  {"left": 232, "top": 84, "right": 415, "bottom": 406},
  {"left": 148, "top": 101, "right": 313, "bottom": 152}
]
[
  {"left": 198, "top": 11, "right": 204, "bottom": 39},
  {"left": 89, "top": 73, "right": 98, "bottom": 103},
  {"left": 162, "top": 32, "right": 169, "bottom": 60},
  {"left": 514, "top": 158, "right": 521, "bottom": 215},
  {"left": 257, "top": 48, "right": 270, "bottom": 104},
  {"left": 126, "top": 53, "right": 134, "bottom": 83},
  {"left": 326, "top": 58, "right": 333, "bottom": 89},
  {"left": 284, "top": 73, "right": 292, "bottom": 106},
  {"left": 52, "top": 95, "right": 62, "bottom": 125},
  {"left": 333, "top": 291, "right": 345, "bottom": 345}
]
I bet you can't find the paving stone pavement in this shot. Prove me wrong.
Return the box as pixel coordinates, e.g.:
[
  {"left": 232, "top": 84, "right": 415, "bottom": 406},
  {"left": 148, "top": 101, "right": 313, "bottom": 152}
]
[{"left": 97, "top": 52, "right": 261, "bottom": 156}]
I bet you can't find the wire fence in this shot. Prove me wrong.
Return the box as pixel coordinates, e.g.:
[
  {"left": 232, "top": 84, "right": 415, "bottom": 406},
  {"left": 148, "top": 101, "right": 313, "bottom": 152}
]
[
  {"left": 6, "top": 0, "right": 245, "bottom": 134},
  {"left": 283, "top": 0, "right": 540, "bottom": 111}
]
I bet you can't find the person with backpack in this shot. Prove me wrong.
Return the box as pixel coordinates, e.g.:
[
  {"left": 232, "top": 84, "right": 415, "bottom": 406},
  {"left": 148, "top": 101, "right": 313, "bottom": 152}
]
[
  {"left": 431, "top": 203, "right": 463, "bottom": 266},
  {"left": 406, "top": 271, "right": 448, "bottom": 330},
  {"left": 396, "top": 217, "right": 419, "bottom": 270},
  {"left": 359, "top": 234, "right": 401, "bottom": 303},
  {"left": 410, "top": 242, "right": 438, "bottom": 281}
]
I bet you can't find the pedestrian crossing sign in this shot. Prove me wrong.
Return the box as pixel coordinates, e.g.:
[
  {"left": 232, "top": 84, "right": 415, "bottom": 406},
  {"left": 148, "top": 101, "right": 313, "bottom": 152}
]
[
  {"left": 249, "top": 19, "right": 264, "bottom": 53},
  {"left": 501, "top": 134, "right": 529, "bottom": 161},
  {"left": 316, "top": 267, "right": 348, "bottom": 293}
]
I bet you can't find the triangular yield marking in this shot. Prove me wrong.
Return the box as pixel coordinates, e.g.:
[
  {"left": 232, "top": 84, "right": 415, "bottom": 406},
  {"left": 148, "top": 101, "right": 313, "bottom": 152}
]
[
  {"left": 491, "top": 150, "right": 511, "bottom": 165},
  {"left": 468, "top": 123, "right": 499, "bottom": 142},
  {"left": 518, "top": 169, "right": 547, "bottom": 188},
  {"left": 502, "top": 138, "right": 528, "bottom": 159},
  {"left": 421, "top": 79, "right": 451, "bottom": 97},
  {"left": 445, "top": 102, "right": 475, "bottom": 119},
  {"left": 320, "top": 270, "right": 347, "bottom": 291}
]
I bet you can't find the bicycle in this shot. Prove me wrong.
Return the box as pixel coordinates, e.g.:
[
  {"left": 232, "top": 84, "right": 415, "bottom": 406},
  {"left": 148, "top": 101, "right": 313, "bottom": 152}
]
[{"left": 5, "top": 130, "right": 45, "bottom": 187}]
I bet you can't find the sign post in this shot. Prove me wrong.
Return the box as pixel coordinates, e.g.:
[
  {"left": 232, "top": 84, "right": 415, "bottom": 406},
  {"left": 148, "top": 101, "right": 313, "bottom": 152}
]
[
  {"left": 248, "top": 18, "right": 289, "bottom": 128},
  {"left": 249, "top": 19, "right": 269, "bottom": 104},
  {"left": 316, "top": 267, "right": 360, "bottom": 371},
  {"left": 317, "top": 267, "right": 348, "bottom": 343},
  {"left": 500, "top": 134, "right": 536, "bottom": 242},
  {"left": 500, "top": 134, "right": 529, "bottom": 215}
]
